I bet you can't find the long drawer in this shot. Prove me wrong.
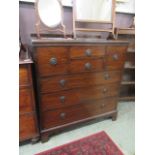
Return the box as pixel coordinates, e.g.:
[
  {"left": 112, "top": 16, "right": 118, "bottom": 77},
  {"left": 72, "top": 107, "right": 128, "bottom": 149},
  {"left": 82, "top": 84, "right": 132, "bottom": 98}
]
[
  {"left": 40, "top": 71, "right": 121, "bottom": 93},
  {"left": 41, "top": 98, "right": 117, "bottom": 129},
  {"left": 40, "top": 83, "right": 119, "bottom": 111}
]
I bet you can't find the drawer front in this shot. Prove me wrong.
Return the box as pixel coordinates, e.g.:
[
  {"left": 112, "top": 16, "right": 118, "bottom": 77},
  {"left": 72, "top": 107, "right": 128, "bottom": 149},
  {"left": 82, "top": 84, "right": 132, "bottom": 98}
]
[
  {"left": 19, "top": 65, "right": 30, "bottom": 85},
  {"left": 40, "top": 84, "right": 119, "bottom": 111},
  {"left": 70, "top": 46, "right": 106, "bottom": 59},
  {"left": 41, "top": 98, "right": 117, "bottom": 129},
  {"left": 19, "top": 113, "right": 38, "bottom": 141},
  {"left": 19, "top": 88, "right": 34, "bottom": 113},
  {"left": 40, "top": 71, "right": 121, "bottom": 93},
  {"left": 37, "top": 63, "right": 68, "bottom": 77},
  {"left": 36, "top": 47, "right": 69, "bottom": 76},
  {"left": 106, "top": 46, "right": 127, "bottom": 70},
  {"left": 69, "top": 59, "right": 105, "bottom": 74}
]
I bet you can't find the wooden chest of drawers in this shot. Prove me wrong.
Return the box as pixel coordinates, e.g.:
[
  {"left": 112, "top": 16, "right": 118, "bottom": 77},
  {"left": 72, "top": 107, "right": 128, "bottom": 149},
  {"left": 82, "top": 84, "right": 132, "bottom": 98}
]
[
  {"left": 32, "top": 39, "right": 128, "bottom": 142},
  {"left": 19, "top": 61, "right": 39, "bottom": 142}
]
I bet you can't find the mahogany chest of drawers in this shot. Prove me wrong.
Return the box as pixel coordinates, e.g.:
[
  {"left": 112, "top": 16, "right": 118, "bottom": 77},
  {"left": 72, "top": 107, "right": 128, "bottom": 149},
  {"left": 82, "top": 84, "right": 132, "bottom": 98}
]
[
  {"left": 19, "top": 60, "right": 39, "bottom": 142},
  {"left": 32, "top": 39, "right": 128, "bottom": 142}
]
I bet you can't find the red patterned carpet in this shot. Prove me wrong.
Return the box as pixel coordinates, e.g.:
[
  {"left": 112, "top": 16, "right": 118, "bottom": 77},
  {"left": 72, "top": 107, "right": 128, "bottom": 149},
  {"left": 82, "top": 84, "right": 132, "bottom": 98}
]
[{"left": 36, "top": 131, "right": 124, "bottom": 155}]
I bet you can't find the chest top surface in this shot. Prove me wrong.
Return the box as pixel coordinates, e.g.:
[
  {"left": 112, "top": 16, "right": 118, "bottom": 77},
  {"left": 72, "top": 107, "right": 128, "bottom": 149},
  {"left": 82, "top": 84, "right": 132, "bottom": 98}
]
[{"left": 31, "top": 38, "right": 129, "bottom": 47}]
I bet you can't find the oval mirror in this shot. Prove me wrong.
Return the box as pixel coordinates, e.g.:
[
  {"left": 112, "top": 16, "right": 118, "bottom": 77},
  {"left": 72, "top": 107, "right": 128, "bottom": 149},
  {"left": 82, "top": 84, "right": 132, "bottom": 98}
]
[{"left": 38, "top": 0, "right": 62, "bottom": 28}]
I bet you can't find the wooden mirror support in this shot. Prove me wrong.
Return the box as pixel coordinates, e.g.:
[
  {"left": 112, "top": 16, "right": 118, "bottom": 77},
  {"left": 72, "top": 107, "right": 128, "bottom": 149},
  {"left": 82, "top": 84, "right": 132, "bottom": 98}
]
[
  {"left": 115, "top": 16, "right": 135, "bottom": 39},
  {"left": 35, "top": 0, "right": 66, "bottom": 38},
  {"left": 73, "top": 0, "right": 116, "bottom": 39}
]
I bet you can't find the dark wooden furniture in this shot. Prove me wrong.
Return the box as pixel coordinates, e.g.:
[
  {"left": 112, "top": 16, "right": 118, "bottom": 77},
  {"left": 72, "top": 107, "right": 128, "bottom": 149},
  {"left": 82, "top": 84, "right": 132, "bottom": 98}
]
[
  {"left": 32, "top": 38, "right": 128, "bottom": 142},
  {"left": 115, "top": 28, "right": 135, "bottom": 101},
  {"left": 19, "top": 59, "right": 39, "bottom": 142}
]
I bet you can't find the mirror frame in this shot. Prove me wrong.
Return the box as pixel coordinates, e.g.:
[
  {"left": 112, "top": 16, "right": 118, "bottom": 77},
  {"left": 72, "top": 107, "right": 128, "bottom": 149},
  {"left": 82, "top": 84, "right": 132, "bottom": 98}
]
[
  {"left": 35, "top": 0, "right": 66, "bottom": 38},
  {"left": 73, "top": 0, "right": 116, "bottom": 38}
]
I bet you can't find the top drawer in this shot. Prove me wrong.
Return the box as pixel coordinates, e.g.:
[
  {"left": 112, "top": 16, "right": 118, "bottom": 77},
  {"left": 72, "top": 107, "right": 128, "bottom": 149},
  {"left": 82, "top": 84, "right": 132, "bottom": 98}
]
[
  {"left": 36, "top": 47, "right": 69, "bottom": 64},
  {"left": 106, "top": 46, "right": 126, "bottom": 60},
  {"left": 106, "top": 46, "right": 127, "bottom": 70},
  {"left": 36, "top": 47, "right": 69, "bottom": 77},
  {"left": 70, "top": 46, "right": 106, "bottom": 59}
]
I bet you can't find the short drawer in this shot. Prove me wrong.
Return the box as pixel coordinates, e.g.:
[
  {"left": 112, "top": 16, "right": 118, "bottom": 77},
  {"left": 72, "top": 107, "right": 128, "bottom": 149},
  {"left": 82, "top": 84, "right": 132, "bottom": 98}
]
[
  {"left": 19, "top": 113, "right": 38, "bottom": 141},
  {"left": 19, "top": 88, "right": 34, "bottom": 113},
  {"left": 36, "top": 47, "right": 69, "bottom": 77},
  {"left": 41, "top": 98, "right": 117, "bottom": 129},
  {"left": 40, "top": 84, "right": 119, "bottom": 111},
  {"left": 106, "top": 46, "right": 127, "bottom": 70},
  {"left": 69, "top": 59, "right": 105, "bottom": 74},
  {"left": 40, "top": 71, "right": 121, "bottom": 93},
  {"left": 19, "top": 65, "right": 30, "bottom": 85},
  {"left": 70, "top": 46, "right": 106, "bottom": 59}
]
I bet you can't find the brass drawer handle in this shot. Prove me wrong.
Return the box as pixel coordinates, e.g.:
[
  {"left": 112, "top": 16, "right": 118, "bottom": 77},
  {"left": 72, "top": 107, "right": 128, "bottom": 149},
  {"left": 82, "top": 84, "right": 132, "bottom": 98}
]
[
  {"left": 59, "top": 79, "right": 66, "bottom": 87},
  {"left": 60, "top": 112, "right": 66, "bottom": 119},
  {"left": 103, "top": 88, "right": 107, "bottom": 93},
  {"left": 85, "top": 49, "right": 92, "bottom": 56},
  {"left": 112, "top": 54, "right": 119, "bottom": 60},
  {"left": 50, "top": 57, "right": 57, "bottom": 65},
  {"left": 60, "top": 96, "right": 66, "bottom": 103},
  {"left": 104, "top": 73, "right": 110, "bottom": 80},
  {"left": 85, "top": 62, "right": 92, "bottom": 70}
]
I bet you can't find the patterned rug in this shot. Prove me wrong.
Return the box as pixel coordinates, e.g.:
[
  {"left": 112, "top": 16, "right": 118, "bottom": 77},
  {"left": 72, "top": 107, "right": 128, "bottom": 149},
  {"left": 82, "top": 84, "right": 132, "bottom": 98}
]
[{"left": 35, "top": 131, "right": 124, "bottom": 155}]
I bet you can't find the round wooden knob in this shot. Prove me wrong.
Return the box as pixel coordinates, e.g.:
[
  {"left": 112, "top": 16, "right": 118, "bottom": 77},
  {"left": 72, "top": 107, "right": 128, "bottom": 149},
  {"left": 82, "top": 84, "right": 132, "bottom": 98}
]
[
  {"left": 85, "top": 62, "right": 92, "bottom": 70},
  {"left": 112, "top": 54, "right": 119, "bottom": 60},
  {"left": 103, "top": 88, "right": 107, "bottom": 93},
  {"left": 59, "top": 79, "right": 66, "bottom": 87},
  {"left": 85, "top": 49, "right": 92, "bottom": 56},
  {"left": 50, "top": 57, "right": 57, "bottom": 65},
  {"left": 104, "top": 73, "right": 110, "bottom": 80},
  {"left": 60, "top": 112, "right": 66, "bottom": 119},
  {"left": 60, "top": 96, "right": 66, "bottom": 103},
  {"left": 100, "top": 103, "right": 105, "bottom": 108}
]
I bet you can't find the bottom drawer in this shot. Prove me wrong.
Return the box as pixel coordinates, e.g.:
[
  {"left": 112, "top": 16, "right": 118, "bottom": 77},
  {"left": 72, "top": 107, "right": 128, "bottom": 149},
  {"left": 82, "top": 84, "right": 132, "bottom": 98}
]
[
  {"left": 41, "top": 98, "right": 117, "bottom": 129},
  {"left": 19, "top": 113, "right": 38, "bottom": 141}
]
